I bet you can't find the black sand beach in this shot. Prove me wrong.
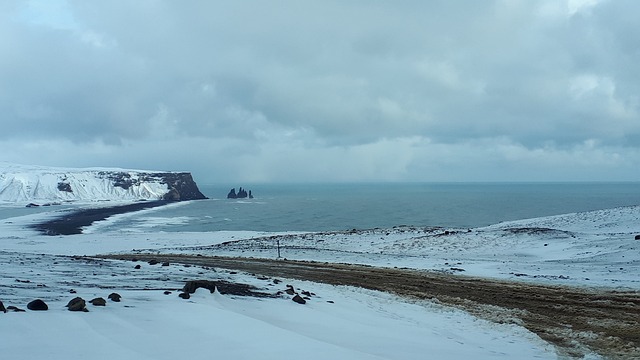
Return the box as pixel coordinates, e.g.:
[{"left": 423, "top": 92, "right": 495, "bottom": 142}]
[{"left": 33, "top": 201, "right": 171, "bottom": 235}]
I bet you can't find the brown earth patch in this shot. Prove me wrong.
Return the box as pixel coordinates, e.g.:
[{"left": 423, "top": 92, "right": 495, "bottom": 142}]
[{"left": 99, "top": 254, "right": 640, "bottom": 359}]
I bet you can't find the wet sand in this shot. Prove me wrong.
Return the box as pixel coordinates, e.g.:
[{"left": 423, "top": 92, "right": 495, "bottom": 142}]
[{"left": 33, "top": 201, "right": 170, "bottom": 235}]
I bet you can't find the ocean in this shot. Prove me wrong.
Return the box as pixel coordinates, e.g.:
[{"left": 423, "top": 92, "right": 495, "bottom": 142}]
[{"left": 80, "top": 182, "right": 640, "bottom": 233}]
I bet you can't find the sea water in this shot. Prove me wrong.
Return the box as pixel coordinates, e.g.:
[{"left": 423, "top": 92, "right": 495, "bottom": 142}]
[{"left": 79, "top": 182, "right": 640, "bottom": 233}]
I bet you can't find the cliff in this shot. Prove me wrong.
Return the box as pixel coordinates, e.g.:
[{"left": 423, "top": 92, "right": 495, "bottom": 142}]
[{"left": 0, "top": 163, "right": 207, "bottom": 203}]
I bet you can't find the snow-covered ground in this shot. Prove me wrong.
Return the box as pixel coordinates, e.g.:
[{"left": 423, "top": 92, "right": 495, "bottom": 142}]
[
  {"left": 0, "top": 162, "right": 182, "bottom": 202},
  {"left": 2, "top": 204, "right": 639, "bottom": 359}
]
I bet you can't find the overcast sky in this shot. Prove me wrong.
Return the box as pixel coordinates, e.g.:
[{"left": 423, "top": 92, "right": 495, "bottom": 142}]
[{"left": 1, "top": 0, "right": 639, "bottom": 183}]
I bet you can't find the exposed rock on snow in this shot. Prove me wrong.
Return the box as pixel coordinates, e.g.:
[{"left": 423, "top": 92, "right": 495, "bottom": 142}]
[
  {"left": 108, "top": 293, "right": 122, "bottom": 302},
  {"left": 291, "top": 294, "right": 306, "bottom": 304},
  {"left": 66, "top": 297, "right": 87, "bottom": 312},
  {"left": 89, "top": 298, "right": 106, "bottom": 306},
  {"left": 0, "top": 163, "right": 207, "bottom": 203},
  {"left": 27, "top": 299, "right": 48, "bottom": 311}
]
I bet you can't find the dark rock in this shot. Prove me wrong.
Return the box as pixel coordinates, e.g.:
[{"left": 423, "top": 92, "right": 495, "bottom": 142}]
[
  {"left": 57, "top": 182, "right": 72, "bottom": 193},
  {"left": 164, "top": 291, "right": 172, "bottom": 295},
  {"left": 7, "top": 306, "right": 25, "bottom": 312},
  {"left": 292, "top": 294, "right": 306, "bottom": 304},
  {"left": 161, "top": 262, "right": 170, "bottom": 267},
  {"left": 148, "top": 259, "right": 159, "bottom": 265},
  {"left": 69, "top": 289, "right": 77, "bottom": 294},
  {"left": 134, "top": 264, "right": 141, "bottom": 269},
  {"left": 27, "top": 299, "right": 48, "bottom": 311},
  {"left": 301, "top": 290, "right": 312, "bottom": 297},
  {"left": 89, "top": 298, "right": 107, "bottom": 306},
  {"left": 26, "top": 203, "right": 40, "bottom": 208},
  {"left": 108, "top": 293, "right": 122, "bottom": 302},
  {"left": 273, "top": 279, "right": 282, "bottom": 284},
  {"left": 227, "top": 187, "right": 252, "bottom": 199},
  {"left": 0, "top": 300, "right": 6, "bottom": 313},
  {"left": 179, "top": 292, "right": 190, "bottom": 299},
  {"left": 183, "top": 280, "right": 273, "bottom": 297},
  {"left": 635, "top": 235, "right": 640, "bottom": 240},
  {"left": 183, "top": 280, "right": 217, "bottom": 294},
  {"left": 285, "top": 288, "right": 296, "bottom": 295},
  {"left": 67, "top": 297, "right": 87, "bottom": 311},
  {"left": 327, "top": 300, "right": 334, "bottom": 304}
]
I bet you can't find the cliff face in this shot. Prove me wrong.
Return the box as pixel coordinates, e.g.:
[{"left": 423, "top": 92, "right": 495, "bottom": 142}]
[{"left": 0, "top": 163, "right": 208, "bottom": 203}]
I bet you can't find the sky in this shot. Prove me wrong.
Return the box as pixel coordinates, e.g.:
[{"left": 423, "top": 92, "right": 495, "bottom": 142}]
[{"left": 1, "top": 0, "right": 639, "bottom": 183}]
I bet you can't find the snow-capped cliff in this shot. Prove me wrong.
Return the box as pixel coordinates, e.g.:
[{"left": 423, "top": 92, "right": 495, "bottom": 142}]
[{"left": 0, "top": 163, "right": 207, "bottom": 203}]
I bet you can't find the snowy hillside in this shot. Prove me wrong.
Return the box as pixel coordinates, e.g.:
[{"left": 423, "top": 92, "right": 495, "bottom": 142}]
[{"left": 0, "top": 163, "right": 207, "bottom": 203}]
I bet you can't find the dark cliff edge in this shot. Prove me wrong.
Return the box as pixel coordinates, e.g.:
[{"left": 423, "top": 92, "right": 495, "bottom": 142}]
[{"left": 98, "top": 171, "right": 208, "bottom": 201}]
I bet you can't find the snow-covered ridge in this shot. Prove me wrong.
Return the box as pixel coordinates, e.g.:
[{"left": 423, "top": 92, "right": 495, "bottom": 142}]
[{"left": 0, "top": 162, "right": 207, "bottom": 203}]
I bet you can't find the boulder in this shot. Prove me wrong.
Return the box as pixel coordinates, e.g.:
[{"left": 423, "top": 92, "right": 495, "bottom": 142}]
[
  {"left": 89, "top": 297, "right": 107, "bottom": 306},
  {"left": 635, "top": 235, "right": 640, "bottom": 240},
  {"left": 66, "top": 297, "right": 87, "bottom": 311},
  {"left": 285, "top": 288, "right": 296, "bottom": 295},
  {"left": 183, "top": 280, "right": 217, "bottom": 294},
  {"left": 292, "top": 294, "right": 306, "bottom": 304},
  {"left": 27, "top": 299, "right": 48, "bottom": 311},
  {"left": 7, "top": 306, "right": 25, "bottom": 312},
  {"left": 178, "top": 292, "right": 190, "bottom": 299},
  {"left": 108, "top": 293, "right": 122, "bottom": 302},
  {"left": 0, "top": 300, "right": 6, "bottom": 313}
]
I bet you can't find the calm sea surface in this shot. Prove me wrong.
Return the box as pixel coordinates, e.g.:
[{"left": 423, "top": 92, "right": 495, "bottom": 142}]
[{"left": 83, "top": 182, "right": 640, "bottom": 233}]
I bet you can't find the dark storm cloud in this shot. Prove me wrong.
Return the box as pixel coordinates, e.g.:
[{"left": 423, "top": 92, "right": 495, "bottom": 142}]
[{"left": 1, "top": 0, "right": 639, "bottom": 181}]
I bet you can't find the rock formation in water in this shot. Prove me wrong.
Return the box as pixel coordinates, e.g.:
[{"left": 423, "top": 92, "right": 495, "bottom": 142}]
[{"left": 227, "top": 187, "right": 253, "bottom": 199}]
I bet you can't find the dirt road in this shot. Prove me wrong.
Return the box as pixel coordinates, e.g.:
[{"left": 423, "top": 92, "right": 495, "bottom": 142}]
[{"left": 100, "top": 254, "right": 640, "bottom": 359}]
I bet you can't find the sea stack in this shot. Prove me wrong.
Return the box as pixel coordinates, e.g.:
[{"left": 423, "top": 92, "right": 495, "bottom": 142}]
[{"left": 227, "top": 187, "right": 253, "bottom": 199}]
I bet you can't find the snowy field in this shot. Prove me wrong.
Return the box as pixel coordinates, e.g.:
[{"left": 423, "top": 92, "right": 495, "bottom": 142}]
[{"left": 2, "top": 204, "right": 639, "bottom": 359}]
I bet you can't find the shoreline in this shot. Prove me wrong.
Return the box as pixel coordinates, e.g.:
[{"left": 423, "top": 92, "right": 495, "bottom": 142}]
[{"left": 31, "top": 201, "right": 173, "bottom": 235}]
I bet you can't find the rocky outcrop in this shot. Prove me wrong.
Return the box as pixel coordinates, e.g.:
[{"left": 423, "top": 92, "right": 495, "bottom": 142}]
[
  {"left": 227, "top": 187, "right": 253, "bottom": 199},
  {"left": 100, "top": 171, "right": 208, "bottom": 201},
  {"left": 0, "top": 163, "right": 208, "bottom": 202}
]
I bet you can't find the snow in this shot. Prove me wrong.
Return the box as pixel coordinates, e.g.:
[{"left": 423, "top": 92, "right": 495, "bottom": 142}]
[
  {"left": 4, "top": 203, "right": 640, "bottom": 359},
  {"left": 0, "top": 162, "right": 173, "bottom": 203}
]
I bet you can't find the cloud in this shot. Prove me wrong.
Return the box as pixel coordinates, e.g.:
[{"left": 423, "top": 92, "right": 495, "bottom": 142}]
[{"left": 0, "top": 0, "right": 638, "bottom": 181}]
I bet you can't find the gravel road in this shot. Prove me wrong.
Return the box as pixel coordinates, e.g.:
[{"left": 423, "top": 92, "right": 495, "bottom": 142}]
[{"left": 100, "top": 254, "right": 640, "bottom": 359}]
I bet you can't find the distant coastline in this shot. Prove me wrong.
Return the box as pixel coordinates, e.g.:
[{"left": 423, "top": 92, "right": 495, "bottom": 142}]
[{"left": 32, "top": 201, "right": 170, "bottom": 236}]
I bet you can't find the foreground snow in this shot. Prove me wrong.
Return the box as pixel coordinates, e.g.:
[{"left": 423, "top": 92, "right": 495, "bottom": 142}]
[
  {"left": 3, "top": 205, "right": 638, "bottom": 359},
  {"left": 0, "top": 251, "right": 555, "bottom": 360}
]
